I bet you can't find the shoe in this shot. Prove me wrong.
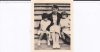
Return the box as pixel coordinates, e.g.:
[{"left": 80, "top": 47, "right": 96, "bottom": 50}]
[
  {"left": 53, "top": 44, "right": 56, "bottom": 48},
  {"left": 56, "top": 44, "right": 60, "bottom": 48}
]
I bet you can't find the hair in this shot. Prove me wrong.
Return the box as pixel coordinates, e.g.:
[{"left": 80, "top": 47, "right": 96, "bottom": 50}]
[
  {"left": 42, "top": 13, "right": 48, "bottom": 20},
  {"left": 61, "top": 11, "right": 68, "bottom": 17},
  {"left": 52, "top": 4, "right": 59, "bottom": 9}
]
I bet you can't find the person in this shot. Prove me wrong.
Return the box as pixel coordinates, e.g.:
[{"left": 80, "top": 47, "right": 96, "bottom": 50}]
[
  {"left": 37, "top": 13, "right": 51, "bottom": 46},
  {"left": 50, "top": 18, "right": 61, "bottom": 48},
  {"left": 60, "top": 11, "right": 70, "bottom": 45},
  {"left": 48, "top": 5, "right": 62, "bottom": 48}
]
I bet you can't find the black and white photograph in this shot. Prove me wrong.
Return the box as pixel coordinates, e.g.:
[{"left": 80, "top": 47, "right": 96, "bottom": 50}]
[{"left": 34, "top": 3, "right": 71, "bottom": 50}]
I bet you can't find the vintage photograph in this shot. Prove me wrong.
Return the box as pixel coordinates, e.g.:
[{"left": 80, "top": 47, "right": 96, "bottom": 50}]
[{"left": 34, "top": 3, "right": 71, "bottom": 50}]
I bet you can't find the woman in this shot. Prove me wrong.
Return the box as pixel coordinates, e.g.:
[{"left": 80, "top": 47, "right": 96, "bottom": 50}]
[{"left": 47, "top": 5, "right": 62, "bottom": 48}]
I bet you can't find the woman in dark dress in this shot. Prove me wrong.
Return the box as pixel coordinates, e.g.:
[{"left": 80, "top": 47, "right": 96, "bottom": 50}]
[{"left": 47, "top": 5, "right": 62, "bottom": 48}]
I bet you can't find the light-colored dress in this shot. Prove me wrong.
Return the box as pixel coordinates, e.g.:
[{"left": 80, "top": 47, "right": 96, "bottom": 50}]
[
  {"left": 50, "top": 25, "right": 60, "bottom": 34},
  {"left": 60, "top": 18, "right": 70, "bottom": 35},
  {"left": 50, "top": 14, "right": 60, "bottom": 34},
  {"left": 38, "top": 20, "right": 51, "bottom": 34}
]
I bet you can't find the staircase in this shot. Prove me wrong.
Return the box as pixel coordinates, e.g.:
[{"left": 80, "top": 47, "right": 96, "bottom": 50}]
[
  {"left": 34, "top": 3, "right": 71, "bottom": 35},
  {"left": 34, "top": 3, "right": 71, "bottom": 50}
]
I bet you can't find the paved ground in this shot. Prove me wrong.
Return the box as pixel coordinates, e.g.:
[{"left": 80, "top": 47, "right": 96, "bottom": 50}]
[{"left": 34, "top": 39, "right": 70, "bottom": 50}]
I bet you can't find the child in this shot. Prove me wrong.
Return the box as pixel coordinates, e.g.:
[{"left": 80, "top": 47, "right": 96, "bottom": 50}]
[
  {"left": 37, "top": 13, "right": 51, "bottom": 46},
  {"left": 60, "top": 11, "right": 70, "bottom": 44}
]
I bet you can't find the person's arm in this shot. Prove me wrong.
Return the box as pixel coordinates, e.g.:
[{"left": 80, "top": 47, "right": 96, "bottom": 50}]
[
  {"left": 37, "top": 21, "right": 42, "bottom": 35},
  {"left": 39, "top": 20, "right": 43, "bottom": 31}
]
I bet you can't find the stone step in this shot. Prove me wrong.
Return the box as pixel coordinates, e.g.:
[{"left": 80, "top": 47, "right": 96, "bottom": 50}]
[
  {"left": 34, "top": 7, "right": 70, "bottom": 10},
  {"left": 35, "top": 39, "right": 64, "bottom": 44},
  {"left": 34, "top": 3, "right": 70, "bottom": 5}
]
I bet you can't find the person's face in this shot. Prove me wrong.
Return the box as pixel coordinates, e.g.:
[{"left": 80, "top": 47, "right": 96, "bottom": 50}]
[
  {"left": 62, "top": 15, "right": 68, "bottom": 19},
  {"left": 52, "top": 8, "right": 58, "bottom": 14},
  {"left": 44, "top": 18, "right": 48, "bottom": 21}
]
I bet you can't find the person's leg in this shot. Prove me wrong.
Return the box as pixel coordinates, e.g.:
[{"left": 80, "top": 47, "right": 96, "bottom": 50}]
[
  {"left": 51, "top": 32, "right": 56, "bottom": 48},
  {"left": 46, "top": 31, "right": 50, "bottom": 46},
  {"left": 38, "top": 31, "right": 44, "bottom": 46},
  {"left": 55, "top": 26, "right": 60, "bottom": 48},
  {"left": 64, "top": 33, "right": 70, "bottom": 45},
  {"left": 63, "top": 28, "right": 70, "bottom": 37},
  {"left": 61, "top": 31, "right": 65, "bottom": 39},
  {"left": 55, "top": 33, "right": 60, "bottom": 48},
  {"left": 61, "top": 28, "right": 70, "bottom": 44}
]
